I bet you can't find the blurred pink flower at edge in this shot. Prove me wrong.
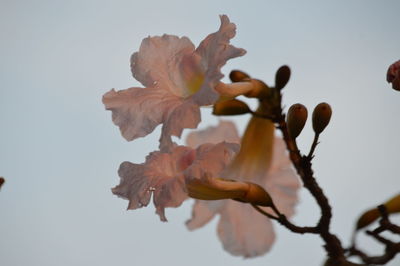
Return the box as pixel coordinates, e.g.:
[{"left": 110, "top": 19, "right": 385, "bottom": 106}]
[{"left": 387, "top": 60, "right": 400, "bottom": 91}]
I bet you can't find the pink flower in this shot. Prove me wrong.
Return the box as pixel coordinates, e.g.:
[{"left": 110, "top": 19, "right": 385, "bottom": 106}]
[
  {"left": 112, "top": 142, "right": 238, "bottom": 221},
  {"left": 103, "top": 15, "right": 246, "bottom": 151},
  {"left": 185, "top": 120, "right": 301, "bottom": 257},
  {"left": 387, "top": 60, "right": 400, "bottom": 91}
]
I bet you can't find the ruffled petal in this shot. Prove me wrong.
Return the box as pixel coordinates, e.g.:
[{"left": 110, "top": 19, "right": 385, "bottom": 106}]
[
  {"left": 186, "top": 120, "right": 240, "bottom": 148},
  {"left": 112, "top": 161, "right": 151, "bottom": 209},
  {"left": 112, "top": 146, "right": 194, "bottom": 221},
  {"left": 186, "top": 200, "right": 224, "bottom": 230},
  {"left": 103, "top": 87, "right": 200, "bottom": 151},
  {"left": 192, "top": 15, "right": 247, "bottom": 105},
  {"left": 185, "top": 142, "right": 239, "bottom": 179},
  {"left": 102, "top": 87, "right": 173, "bottom": 141},
  {"left": 217, "top": 201, "right": 275, "bottom": 257},
  {"left": 159, "top": 100, "right": 201, "bottom": 151},
  {"left": 113, "top": 142, "right": 240, "bottom": 221},
  {"left": 131, "top": 35, "right": 199, "bottom": 98}
]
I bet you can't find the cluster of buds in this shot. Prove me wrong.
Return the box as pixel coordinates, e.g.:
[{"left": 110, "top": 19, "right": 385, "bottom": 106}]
[{"left": 287, "top": 102, "right": 332, "bottom": 140}]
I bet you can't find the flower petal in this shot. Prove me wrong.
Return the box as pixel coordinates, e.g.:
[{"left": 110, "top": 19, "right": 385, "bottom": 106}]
[
  {"left": 263, "top": 137, "right": 301, "bottom": 217},
  {"left": 131, "top": 34, "right": 199, "bottom": 98},
  {"left": 224, "top": 117, "right": 275, "bottom": 182},
  {"left": 159, "top": 100, "right": 201, "bottom": 151},
  {"left": 112, "top": 146, "right": 194, "bottom": 221},
  {"left": 217, "top": 201, "right": 275, "bottom": 257},
  {"left": 186, "top": 120, "right": 240, "bottom": 148},
  {"left": 186, "top": 200, "right": 223, "bottom": 230},
  {"left": 185, "top": 142, "right": 239, "bottom": 179},
  {"left": 112, "top": 161, "right": 151, "bottom": 210},
  {"left": 192, "top": 15, "right": 247, "bottom": 105},
  {"left": 102, "top": 87, "right": 171, "bottom": 141},
  {"left": 103, "top": 87, "right": 200, "bottom": 151}
]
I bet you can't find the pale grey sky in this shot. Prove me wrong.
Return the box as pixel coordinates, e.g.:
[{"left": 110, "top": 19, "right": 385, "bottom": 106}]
[{"left": 0, "top": 0, "right": 399, "bottom": 265}]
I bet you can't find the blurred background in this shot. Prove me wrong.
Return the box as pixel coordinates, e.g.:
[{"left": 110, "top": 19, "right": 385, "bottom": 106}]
[{"left": 0, "top": 0, "right": 399, "bottom": 265}]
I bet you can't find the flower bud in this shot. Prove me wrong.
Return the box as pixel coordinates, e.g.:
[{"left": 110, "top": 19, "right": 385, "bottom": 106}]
[
  {"left": 275, "top": 65, "right": 291, "bottom": 90},
  {"left": 0, "top": 177, "right": 4, "bottom": 189},
  {"left": 287, "top": 104, "right": 308, "bottom": 139},
  {"left": 384, "top": 193, "right": 400, "bottom": 214},
  {"left": 355, "top": 208, "right": 380, "bottom": 230},
  {"left": 386, "top": 60, "right": 400, "bottom": 91},
  {"left": 312, "top": 103, "right": 332, "bottom": 134},
  {"left": 236, "top": 182, "right": 273, "bottom": 207},
  {"left": 213, "top": 99, "right": 251, "bottom": 116},
  {"left": 186, "top": 176, "right": 273, "bottom": 207},
  {"left": 229, "top": 70, "right": 250, "bottom": 82},
  {"left": 355, "top": 194, "right": 400, "bottom": 230},
  {"left": 243, "top": 79, "right": 270, "bottom": 99}
]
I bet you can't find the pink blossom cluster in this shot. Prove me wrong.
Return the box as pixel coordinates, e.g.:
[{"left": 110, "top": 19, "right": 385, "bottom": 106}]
[{"left": 103, "top": 15, "right": 300, "bottom": 257}]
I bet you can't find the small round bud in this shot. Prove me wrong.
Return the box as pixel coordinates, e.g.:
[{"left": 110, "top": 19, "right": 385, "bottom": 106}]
[
  {"left": 275, "top": 65, "right": 291, "bottom": 90},
  {"left": 312, "top": 103, "right": 332, "bottom": 134},
  {"left": 229, "top": 70, "right": 250, "bottom": 82},
  {"left": 213, "top": 99, "right": 251, "bottom": 116},
  {"left": 287, "top": 104, "right": 308, "bottom": 139}
]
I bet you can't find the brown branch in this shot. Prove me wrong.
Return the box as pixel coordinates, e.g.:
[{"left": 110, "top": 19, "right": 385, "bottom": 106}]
[
  {"left": 252, "top": 204, "right": 319, "bottom": 234},
  {"left": 261, "top": 95, "right": 345, "bottom": 259},
  {"left": 375, "top": 205, "right": 400, "bottom": 235},
  {"left": 348, "top": 205, "right": 400, "bottom": 264},
  {"left": 251, "top": 204, "right": 279, "bottom": 220},
  {"left": 349, "top": 243, "right": 400, "bottom": 265}
]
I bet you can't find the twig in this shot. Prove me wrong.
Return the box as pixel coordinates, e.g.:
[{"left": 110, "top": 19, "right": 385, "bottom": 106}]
[
  {"left": 261, "top": 93, "right": 345, "bottom": 259},
  {"left": 307, "top": 133, "right": 320, "bottom": 159},
  {"left": 251, "top": 204, "right": 319, "bottom": 234},
  {"left": 252, "top": 204, "right": 278, "bottom": 220},
  {"left": 348, "top": 205, "right": 400, "bottom": 264}
]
